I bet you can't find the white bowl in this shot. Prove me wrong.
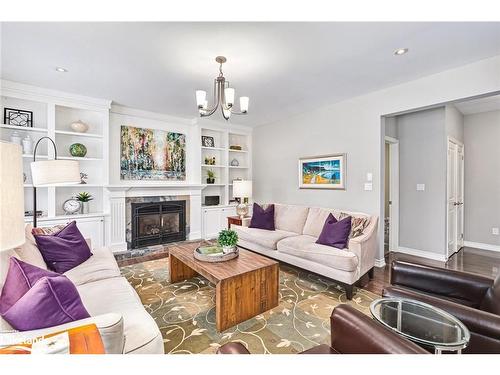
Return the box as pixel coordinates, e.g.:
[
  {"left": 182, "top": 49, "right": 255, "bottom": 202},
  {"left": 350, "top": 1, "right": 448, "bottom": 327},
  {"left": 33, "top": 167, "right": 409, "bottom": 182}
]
[{"left": 70, "top": 120, "right": 89, "bottom": 133}]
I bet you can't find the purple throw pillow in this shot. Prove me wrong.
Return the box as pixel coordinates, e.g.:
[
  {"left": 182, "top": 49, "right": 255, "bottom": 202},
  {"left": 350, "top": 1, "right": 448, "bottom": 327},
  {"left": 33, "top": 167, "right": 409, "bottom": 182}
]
[
  {"left": 2, "top": 275, "right": 90, "bottom": 331},
  {"left": 249, "top": 203, "right": 275, "bottom": 231},
  {"left": 316, "top": 213, "right": 352, "bottom": 249},
  {"left": 33, "top": 221, "right": 92, "bottom": 273},
  {"left": 0, "top": 257, "right": 58, "bottom": 314}
]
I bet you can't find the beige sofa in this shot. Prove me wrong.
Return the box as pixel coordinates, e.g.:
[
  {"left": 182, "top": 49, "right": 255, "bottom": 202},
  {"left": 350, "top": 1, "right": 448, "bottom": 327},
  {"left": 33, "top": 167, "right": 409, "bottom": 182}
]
[
  {"left": 0, "top": 224, "right": 163, "bottom": 354},
  {"left": 233, "top": 204, "right": 378, "bottom": 299}
]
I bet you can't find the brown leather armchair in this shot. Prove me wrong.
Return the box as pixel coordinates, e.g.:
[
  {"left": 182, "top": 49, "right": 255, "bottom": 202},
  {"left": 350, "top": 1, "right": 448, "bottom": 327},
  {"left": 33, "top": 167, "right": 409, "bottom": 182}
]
[
  {"left": 383, "top": 261, "right": 500, "bottom": 354},
  {"left": 217, "top": 304, "right": 428, "bottom": 354}
]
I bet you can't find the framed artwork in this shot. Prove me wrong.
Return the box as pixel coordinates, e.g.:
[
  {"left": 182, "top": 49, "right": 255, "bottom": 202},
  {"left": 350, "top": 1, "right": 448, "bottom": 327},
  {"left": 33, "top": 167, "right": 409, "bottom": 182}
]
[
  {"left": 201, "top": 136, "right": 215, "bottom": 148},
  {"left": 298, "top": 153, "right": 346, "bottom": 189},
  {"left": 4, "top": 108, "right": 33, "bottom": 127},
  {"left": 120, "top": 125, "right": 186, "bottom": 181}
]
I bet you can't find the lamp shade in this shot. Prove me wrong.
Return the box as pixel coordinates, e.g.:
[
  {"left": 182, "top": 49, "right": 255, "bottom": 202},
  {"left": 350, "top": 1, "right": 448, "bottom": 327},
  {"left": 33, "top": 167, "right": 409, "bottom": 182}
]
[
  {"left": 30, "top": 160, "right": 81, "bottom": 186},
  {"left": 0, "top": 142, "right": 25, "bottom": 251},
  {"left": 233, "top": 180, "right": 252, "bottom": 198}
]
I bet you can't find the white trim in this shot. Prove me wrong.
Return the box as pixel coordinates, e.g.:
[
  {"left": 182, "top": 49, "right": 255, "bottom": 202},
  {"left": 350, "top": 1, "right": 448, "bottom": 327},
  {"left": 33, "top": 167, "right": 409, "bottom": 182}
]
[
  {"left": 374, "top": 258, "right": 386, "bottom": 268},
  {"left": 385, "top": 138, "right": 399, "bottom": 253},
  {"left": 396, "top": 246, "right": 447, "bottom": 262},
  {"left": 464, "top": 241, "right": 500, "bottom": 253},
  {"left": 110, "top": 104, "right": 194, "bottom": 125},
  {"left": 384, "top": 135, "right": 399, "bottom": 143}
]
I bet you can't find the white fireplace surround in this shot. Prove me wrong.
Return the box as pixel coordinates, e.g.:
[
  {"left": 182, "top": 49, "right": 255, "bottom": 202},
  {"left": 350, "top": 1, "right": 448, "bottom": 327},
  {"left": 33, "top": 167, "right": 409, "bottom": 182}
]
[{"left": 105, "top": 184, "right": 205, "bottom": 252}]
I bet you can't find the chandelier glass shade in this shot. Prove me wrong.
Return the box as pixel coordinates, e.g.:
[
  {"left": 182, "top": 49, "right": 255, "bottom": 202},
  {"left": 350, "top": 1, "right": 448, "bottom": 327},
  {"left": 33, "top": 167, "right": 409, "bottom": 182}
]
[{"left": 195, "top": 56, "right": 249, "bottom": 120}]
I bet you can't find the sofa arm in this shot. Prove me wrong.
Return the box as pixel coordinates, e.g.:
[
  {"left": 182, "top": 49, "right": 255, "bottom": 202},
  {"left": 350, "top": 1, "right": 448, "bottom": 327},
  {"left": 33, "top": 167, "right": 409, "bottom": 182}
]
[
  {"left": 0, "top": 313, "right": 125, "bottom": 354},
  {"left": 217, "top": 342, "right": 251, "bottom": 354},
  {"left": 241, "top": 217, "right": 251, "bottom": 227},
  {"left": 348, "top": 216, "right": 378, "bottom": 276},
  {"left": 390, "top": 261, "right": 493, "bottom": 307}
]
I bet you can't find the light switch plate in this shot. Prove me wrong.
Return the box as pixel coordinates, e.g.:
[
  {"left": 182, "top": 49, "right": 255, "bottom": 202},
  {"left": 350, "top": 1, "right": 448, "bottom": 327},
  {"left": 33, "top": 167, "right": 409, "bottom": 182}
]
[
  {"left": 493, "top": 228, "right": 499, "bottom": 235},
  {"left": 366, "top": 173, "right": 373, "bottom": 182},
  {"left": 364, "top": 183, "right": 373, "bottom": 191},
  {"left": 416, "top": 184, "right": 425, "bottom": 191}
]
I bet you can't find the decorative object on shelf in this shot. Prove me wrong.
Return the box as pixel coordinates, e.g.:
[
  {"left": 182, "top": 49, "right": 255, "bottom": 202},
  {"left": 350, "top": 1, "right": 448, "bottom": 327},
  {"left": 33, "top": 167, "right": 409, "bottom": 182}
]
[
  {"left": 30, "top": 136, "right": 81, "bottom": 226},
  {"left": 233, "top": 180, "right": 252, "bottom": 219},
  {"left": 299, "top": 153, "right": 346, "bottom": 190},
  {"left": 80, "top": 172, "right": 88, "bottom": 184},
  {"left": 229, "top": 145, "right": 242, "bottom": 151},
  {"left": 0, "top": 142, "right": 25, "bottom": 252},
  {"left": 69, "top": 143, "right": 88, "bottom": 157},
  {"left": 24, "top": 210, "right": 43, "bottom": 217},
  {"left": 193, "top": 245, "right": 238, "bottom": 263},
  {"left": 206, "top": 169, "right": 216, "bottom": 184},
  {"left": 218, "top": 229, "right": 239, "bottom": 254},
  {"left": 204, "top": 156, "right": 216, "bottom": 165},
  {"left": 63, "top": 197, "right": 81, "bottom": 215},
  {"left": 230, "top": 158, "right": 239, "bottom": 167},
  {"left": 22, "top": 134, "right": 33, "bottom": 154},
  {"left": 201, "top": 135, "right": 215, "bottom": 148},
  {"left": 23, "top": 173, "right": 27, "bottom": 183},
  {"left": 120, "top": 125, "right": 186, "bottom": 181},
  {"left": 195, "top": 56, "right": 249, "bottom": 121},
  {"left": 204, "top": 195, "right": 220, "bottom": 206},
  {"left": 70, "top": 120, "right": 89, "bottom": 133},
  {"left": 10, "top": 131, "right": 22, "bottom": 145},
  {"left": 3, "top": 108, "right": 33, "bottom": 128},
  {"left": 76, "top": 192, "right": 93, "bottom": 214}
]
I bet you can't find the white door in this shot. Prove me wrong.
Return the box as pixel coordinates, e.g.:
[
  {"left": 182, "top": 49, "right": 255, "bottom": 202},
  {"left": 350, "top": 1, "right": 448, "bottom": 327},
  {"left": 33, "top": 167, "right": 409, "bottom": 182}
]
[
  {"left": 447, "top": 139, "right": 465, "bottom": 258},
  {"left": 202, "top": 208, "right": 222, "bottom": 239}
]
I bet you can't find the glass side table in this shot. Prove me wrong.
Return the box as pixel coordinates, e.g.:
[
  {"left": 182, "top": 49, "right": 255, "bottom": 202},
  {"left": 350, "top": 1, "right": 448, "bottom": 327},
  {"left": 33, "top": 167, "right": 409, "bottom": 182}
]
[{"left": 370, "top": 298, "right": 470, "bottom": 354}]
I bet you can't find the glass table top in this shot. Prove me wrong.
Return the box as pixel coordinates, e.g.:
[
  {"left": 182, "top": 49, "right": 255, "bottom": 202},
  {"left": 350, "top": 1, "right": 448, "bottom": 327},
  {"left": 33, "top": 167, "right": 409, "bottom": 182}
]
[{"left": 370, "top": 298, "right": 470, "bottom": 350}]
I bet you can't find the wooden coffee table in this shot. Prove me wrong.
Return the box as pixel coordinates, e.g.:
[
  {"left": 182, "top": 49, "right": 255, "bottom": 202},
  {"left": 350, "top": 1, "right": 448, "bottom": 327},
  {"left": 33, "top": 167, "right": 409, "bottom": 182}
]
[{"left": 169, "top": 246, "right": 279, "bottom": 332}]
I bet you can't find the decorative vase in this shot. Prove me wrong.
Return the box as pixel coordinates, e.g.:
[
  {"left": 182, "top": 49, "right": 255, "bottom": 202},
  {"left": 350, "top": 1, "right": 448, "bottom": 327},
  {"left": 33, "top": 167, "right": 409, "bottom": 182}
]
[
  {"left": 22, "top": 134, "right": 33, "bottom": 154},
  {"left": 207, "top": 177, "right": 215, "bottom": 184},
  {"left": 70, "top": 120, "right": 89, "bottom": 133},
  {"left": 69, "top": 143, "right": 87, "bottom": 157},
  {"left": 222, "top": 245, "right": 236, "bottom": 254},
  {"left": 10, "top": 131, "right": 22, "bottom": 145},
  {"left": 236, "top": 202, "right": 249, "bottom": 218},
  {"left": 230, "top": 158, "right": 239, "bottom": 167},
  {"left": 80, "top": 202, "right": 90, "bottom": 214}
]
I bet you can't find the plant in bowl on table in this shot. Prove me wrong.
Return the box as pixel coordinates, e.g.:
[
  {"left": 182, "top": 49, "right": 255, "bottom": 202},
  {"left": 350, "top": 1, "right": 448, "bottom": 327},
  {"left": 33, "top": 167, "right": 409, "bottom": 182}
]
[
  {"left": 218, "top": 229, "right": 238, "bottom": 254},
  {"left": 76, "top": 192, "right": 93, "bottom": 214}
]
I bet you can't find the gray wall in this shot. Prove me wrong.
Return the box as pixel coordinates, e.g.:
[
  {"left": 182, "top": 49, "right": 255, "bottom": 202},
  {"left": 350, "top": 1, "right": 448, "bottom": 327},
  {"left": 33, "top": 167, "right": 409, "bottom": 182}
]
[
  {"left": 397, "top": 108, "right": 447, "bottom": 254},
  {"left": 445, "top": 104, "right": 464, "bottom": 142},
  {"left": 464, "top": 110, "right": 500, "bottom": 246}
]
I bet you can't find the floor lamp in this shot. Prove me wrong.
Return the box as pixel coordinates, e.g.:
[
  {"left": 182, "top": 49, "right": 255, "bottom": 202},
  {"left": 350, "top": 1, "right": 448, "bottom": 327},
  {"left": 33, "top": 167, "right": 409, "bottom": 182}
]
[{"left": 30, "top": 137, "right": 81, "bottom": 227}]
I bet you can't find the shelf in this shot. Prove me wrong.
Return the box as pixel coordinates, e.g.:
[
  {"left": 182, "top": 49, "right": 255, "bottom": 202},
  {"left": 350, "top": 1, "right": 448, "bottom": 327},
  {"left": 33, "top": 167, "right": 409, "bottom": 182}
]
[
  {"left": 229, "top": 149, "right": 248, "bottom": 153},
  {"left": 24, "top": 212, "right": 107, "bottom": 222},
  {"left": 229, "top": 166, "right": 249, "bottom": 169},
  {"left": 205, "top": 184, "right": 226, "bottom": 187},
  {"left": 58, "top": 156, "right": 103, "bottom": 161},
  {"left": 1, "top": 124, "right": 48, "bottom": 133},
  {"left": 56, "top": 184, "right": 104, "bottom": 188},
  {"left": 201, "top": 146, "right": 226, "bottom": 151},
  {"left": 55, "top": 130, "right": 103, "bottom": 139},
  {"left": 201, "top": 164, "right": 226, "bottom": 168},
  {"left": 23, "top": 154, "right": 48, "bottom": 159}
]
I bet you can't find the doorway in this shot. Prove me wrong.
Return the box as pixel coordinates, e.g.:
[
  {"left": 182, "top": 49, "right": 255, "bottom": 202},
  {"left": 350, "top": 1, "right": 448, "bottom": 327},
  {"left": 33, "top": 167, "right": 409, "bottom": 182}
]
[
  {"left": 447, "top": 137, "right": 465, "bottom": 258},
  {"left": 384, "top": 136, "right": 399, "bottom": 255}
]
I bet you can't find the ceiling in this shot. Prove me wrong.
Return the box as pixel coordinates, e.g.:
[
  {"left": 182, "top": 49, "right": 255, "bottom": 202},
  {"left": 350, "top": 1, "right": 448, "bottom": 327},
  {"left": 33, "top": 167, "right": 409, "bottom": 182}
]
[
  {"left": 1, "top": 22, "right": 500, "bottom": 127},
  {"left": 455, "top": 94, "right": 500, "bottom": 115}
]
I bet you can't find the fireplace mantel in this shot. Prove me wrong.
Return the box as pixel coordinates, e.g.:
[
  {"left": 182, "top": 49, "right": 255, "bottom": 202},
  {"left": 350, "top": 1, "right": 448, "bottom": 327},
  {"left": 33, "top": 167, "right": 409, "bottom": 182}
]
[{"left": 104, "top": 184, "right": 205, "bottom": 252}]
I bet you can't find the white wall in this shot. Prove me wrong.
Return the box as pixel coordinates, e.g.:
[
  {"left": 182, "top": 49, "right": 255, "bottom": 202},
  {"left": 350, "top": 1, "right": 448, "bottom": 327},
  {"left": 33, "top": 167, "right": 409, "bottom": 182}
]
[
  {"left": 252, "top": 55, "right": 500, "bottom": 264},
  {"left": 464, "top": 110, "right": 500, "bottom": 248},
  {"left": 445, "top": 104, "right": 465, "bottom": 142}
]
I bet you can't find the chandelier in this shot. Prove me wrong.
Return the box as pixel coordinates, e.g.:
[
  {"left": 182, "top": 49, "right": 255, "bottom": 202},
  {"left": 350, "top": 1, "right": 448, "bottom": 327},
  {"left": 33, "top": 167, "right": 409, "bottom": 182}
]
[{"left": 195, "top": 56, "right": 249, "bottom": 120}]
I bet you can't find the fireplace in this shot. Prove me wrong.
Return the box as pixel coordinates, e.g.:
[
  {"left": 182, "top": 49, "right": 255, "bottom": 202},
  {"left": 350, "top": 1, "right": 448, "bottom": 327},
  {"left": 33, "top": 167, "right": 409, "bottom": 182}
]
[{"left": 131, "top": 200, "right": 186, "bottom": 249}]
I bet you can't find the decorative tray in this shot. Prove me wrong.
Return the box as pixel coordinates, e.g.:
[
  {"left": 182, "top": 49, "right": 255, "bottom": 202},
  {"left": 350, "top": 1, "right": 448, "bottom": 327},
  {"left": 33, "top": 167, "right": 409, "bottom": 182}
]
[{"left": 194, "top": 246, "right": 239, "bottom": 263}]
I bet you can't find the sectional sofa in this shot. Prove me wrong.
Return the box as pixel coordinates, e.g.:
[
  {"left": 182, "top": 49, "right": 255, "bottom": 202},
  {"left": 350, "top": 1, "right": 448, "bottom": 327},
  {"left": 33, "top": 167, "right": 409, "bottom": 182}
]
[
  {"left": 232, "top": 203, "right": 378, "bottom": 299},
  {"left": 0, "top": 224, "right": 163, "bottom": 354}
]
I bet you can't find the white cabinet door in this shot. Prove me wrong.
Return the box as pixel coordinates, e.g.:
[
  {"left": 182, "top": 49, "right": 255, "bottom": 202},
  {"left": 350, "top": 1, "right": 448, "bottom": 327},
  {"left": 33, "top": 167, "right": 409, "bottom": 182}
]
[
  {"left": 220, "top": 207, "right": 237, "bottom": 229},
  {"left": 202, "top": 208, "right": 222, "bottom": 239}
]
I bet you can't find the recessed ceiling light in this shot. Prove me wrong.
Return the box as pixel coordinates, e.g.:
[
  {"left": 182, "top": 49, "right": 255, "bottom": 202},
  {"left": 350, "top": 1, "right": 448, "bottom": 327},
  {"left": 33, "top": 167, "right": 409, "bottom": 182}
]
[
  {"left": 55, "top": 67, "right": 68, "bottom": 72},
  {"left": 394, "top": 48, "right": 409, "bottom": 56}
]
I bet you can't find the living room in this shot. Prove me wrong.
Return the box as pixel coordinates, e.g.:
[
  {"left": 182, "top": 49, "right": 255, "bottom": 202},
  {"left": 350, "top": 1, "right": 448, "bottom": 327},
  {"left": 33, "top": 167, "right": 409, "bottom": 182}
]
[{"left": 1, "top": 1, "right": 500, "bottom": 373}]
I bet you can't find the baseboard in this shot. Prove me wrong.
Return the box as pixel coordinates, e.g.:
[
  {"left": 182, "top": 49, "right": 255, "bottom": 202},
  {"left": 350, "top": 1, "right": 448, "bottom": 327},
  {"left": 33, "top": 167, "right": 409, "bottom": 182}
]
[
  {"left": 374, "top": 258, "right": 386, "bottom": 268},
  {"left": 464, "top": 241, "right": 500, "bottom": 253},
  {"left": 396, "top": 246, "right": 447, "bottom": 262},
  {"left": 188, "top": 231, "right": 202, "bottom": 241}
]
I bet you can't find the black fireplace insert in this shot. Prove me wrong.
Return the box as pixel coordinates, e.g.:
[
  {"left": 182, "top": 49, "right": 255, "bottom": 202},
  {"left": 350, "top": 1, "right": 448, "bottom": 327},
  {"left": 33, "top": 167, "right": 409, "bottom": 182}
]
[{"left": 131, "top": 200, "right": 186, "bottom": 249}]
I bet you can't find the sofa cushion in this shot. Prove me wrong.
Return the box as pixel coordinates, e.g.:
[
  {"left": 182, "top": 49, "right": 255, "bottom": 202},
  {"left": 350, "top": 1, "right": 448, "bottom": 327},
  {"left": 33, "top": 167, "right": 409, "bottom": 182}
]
[
  {"left": 249, "top": 203, "right": 275, "bottom": 230},
  {"left": 64, "top": 246, "right": 121, "bottom": 286},
  {"left": 316, "top": 214, "right": 352, "bottom": 249},
  {"left": 277, "top": 235, "right": 359, "bottom": 272},
  {"left": 14, "top": 224, "right": 47, "bottom": 270},
  {"left": 274, "top": 204, "right": 310, "bottom": 234},
  {"left": 76, "top": 277, "right": 160, "bottom": 354},
  {"left": 234, "top": 225, "right": 298, "bottom": 250},
  {"left": 303, "top": 207, "right": 371, "bottom": 239}
]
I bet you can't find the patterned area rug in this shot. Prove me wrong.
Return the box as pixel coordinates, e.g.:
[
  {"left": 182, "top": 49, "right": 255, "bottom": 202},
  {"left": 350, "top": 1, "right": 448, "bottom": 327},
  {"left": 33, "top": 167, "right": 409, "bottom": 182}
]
[{"left": 121, "top": 257, "right": 379, "bottom": 354}]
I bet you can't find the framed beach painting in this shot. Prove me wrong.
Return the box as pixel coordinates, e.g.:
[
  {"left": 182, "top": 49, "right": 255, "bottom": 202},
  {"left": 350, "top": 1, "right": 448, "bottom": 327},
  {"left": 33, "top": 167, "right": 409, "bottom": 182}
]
[
  {"left": 298, "top": 154, "right": 346, "bottom": 189},
  {"left": 120, "top": 125, "right": 186, "bottom": 181}
]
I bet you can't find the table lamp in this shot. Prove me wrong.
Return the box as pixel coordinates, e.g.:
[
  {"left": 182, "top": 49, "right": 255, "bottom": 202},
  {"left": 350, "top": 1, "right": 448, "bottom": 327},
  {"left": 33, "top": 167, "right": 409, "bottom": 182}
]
[
  {"left": 233, "top": 180, "right": 252, "bottom": 219},
  {"left": 30, "top": 137, "right": 81, "bottom": 227},
  {"left": 0, "top": 142, "right": 25, "bottom": 252}
]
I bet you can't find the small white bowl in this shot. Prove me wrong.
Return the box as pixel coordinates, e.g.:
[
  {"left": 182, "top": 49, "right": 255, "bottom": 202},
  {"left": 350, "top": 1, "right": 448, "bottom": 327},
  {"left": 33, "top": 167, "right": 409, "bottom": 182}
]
[{"left": 70, "top": 120, "right": 89, "bottom": 133}]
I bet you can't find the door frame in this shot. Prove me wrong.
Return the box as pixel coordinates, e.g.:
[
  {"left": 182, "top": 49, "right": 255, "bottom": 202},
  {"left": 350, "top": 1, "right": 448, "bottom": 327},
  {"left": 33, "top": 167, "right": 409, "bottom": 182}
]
[
  {"left": 446, "top": 136, "right": 465, "bottom": 259},
  {"left": 385, "top": 136, "right": 399, "bottom": 253}
]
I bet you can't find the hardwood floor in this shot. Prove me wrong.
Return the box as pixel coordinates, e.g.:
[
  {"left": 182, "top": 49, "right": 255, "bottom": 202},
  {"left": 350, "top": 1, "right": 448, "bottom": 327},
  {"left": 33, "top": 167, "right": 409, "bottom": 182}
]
[{"left": 118, "top": 242, "right": 500, "bottom": 297}]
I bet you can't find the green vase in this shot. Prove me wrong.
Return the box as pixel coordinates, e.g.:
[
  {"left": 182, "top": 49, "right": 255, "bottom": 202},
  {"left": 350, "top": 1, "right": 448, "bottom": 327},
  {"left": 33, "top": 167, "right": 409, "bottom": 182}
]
[{"left": 69, "top": 143, "right": 87, "bottom": 157}]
